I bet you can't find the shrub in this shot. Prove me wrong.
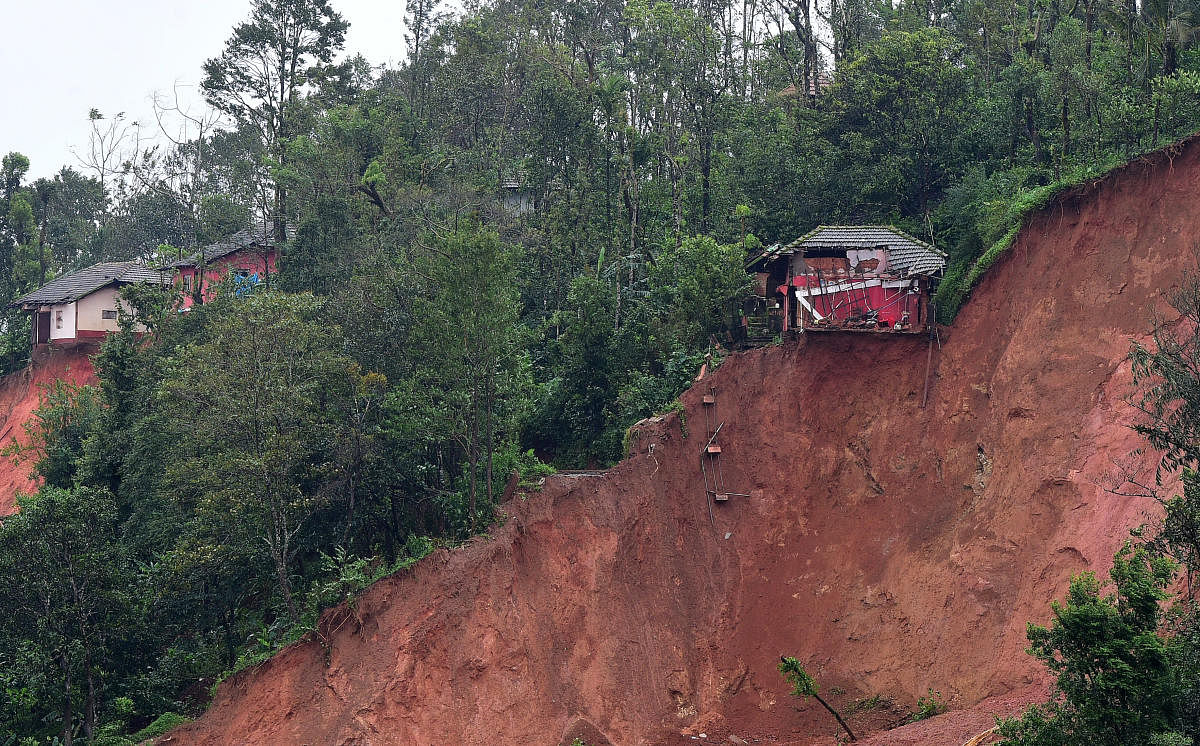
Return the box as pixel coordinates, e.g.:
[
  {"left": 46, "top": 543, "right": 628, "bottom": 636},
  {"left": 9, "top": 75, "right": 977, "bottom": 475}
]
[
  {"left": 908, "top": 688, "right": 947, "bottom": 722},
  {"left": 132, "top": 712, "right": 192, "bottom": 741}
]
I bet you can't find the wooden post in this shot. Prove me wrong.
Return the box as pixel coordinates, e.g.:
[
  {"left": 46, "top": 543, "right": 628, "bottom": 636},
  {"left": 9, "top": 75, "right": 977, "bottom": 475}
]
[
  {"left": 921, "top": 303, "right": 938, "bottom": 409},
  {"left": 782, "top": 286, "right": 790, "bottom": 333}
]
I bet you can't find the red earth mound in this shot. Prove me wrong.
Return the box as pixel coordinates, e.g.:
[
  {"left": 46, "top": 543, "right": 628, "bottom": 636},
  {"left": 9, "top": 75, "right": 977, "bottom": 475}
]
[
  {"left": 169, "top": 140, "right": 1200, "bottom": 745},
  {"left": 0, "top": 344, "right": 97, "bottom": 516}
]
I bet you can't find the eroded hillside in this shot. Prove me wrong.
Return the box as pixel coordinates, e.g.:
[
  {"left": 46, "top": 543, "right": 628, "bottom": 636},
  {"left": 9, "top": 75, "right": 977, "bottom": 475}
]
[
  {"left": 169, "top": 141, "right": 1200, "bottom": 745},
  {"left": 0, "top": 345, "right": 96, "bottom": 515}
]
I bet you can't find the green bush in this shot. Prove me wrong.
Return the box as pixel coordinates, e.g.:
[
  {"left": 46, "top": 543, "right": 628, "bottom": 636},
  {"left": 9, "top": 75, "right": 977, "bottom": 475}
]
[
  {"left": 132, "top": 712, "right": 191, "bottom": 741},
  {"left": 908, "top": 688, "right": 947, "bottom": 722}
]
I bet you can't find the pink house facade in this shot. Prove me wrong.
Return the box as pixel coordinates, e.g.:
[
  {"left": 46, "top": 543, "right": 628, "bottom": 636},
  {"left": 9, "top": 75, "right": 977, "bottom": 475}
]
[
  {"left": 170, "top": 226, "right": 279, "bottom": 308},
  {"left": 747, "top": 225, "right": 946, "bottom": 335}
]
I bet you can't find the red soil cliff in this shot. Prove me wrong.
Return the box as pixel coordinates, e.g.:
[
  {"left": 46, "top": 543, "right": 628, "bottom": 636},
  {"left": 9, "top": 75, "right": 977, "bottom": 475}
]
[
  {"left": 0, "top": 344, "right": 97, "bottom": 516},
  {"left": 170, "top": 141, "right": 1200, "bottom": 745}
]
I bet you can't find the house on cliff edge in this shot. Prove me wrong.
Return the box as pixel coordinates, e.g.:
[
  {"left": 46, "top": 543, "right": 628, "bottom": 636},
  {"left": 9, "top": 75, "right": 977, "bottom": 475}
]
[
  {"left": 12, "top": 226, "right": 282, "bottom": 353},
  {"left": 12, "top": 262, "right": 168, "bottom": 348},
  {"left": 747, "top": 225, "right": 946, "bottom": 335},
  {"left": 168, "top": 225, "right": 279, "bottom": 308}
]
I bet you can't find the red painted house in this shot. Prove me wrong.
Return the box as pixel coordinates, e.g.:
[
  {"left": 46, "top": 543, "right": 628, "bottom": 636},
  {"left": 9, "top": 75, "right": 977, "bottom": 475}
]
[
  {"left": 170, "top": 225, "right": 279, "bottom": 307},
  {"left": 747, "top": 225, "right": 946, "bottom": 334}
]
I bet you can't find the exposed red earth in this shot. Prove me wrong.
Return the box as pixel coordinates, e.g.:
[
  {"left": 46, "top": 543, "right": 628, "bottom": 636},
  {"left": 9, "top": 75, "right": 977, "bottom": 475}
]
[
  {"left": 0, "top": 344, "right": 97, "bottom": 516},
  {"left": 149, "top": 138, "right": 1200, "bottom": 744}
]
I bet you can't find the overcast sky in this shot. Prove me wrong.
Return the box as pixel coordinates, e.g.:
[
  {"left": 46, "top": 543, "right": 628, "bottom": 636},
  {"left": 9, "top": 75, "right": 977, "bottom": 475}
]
[{"left": 0, "top": 1, "right": 410, "bottom": 180}]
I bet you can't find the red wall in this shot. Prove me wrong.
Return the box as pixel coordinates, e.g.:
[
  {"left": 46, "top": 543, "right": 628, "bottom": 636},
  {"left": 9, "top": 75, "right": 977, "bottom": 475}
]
[
  {"left": 178, "top": 248, "right": 277, "bottom": 308},
  {"left": 788, "top": 275, "right": 924, "bottom": 328}
]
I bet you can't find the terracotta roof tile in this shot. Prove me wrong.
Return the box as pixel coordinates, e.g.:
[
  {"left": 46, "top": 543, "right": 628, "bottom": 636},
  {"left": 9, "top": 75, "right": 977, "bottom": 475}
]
[{"left": 168, "top": 224, "right": 279, "bottom": 268}]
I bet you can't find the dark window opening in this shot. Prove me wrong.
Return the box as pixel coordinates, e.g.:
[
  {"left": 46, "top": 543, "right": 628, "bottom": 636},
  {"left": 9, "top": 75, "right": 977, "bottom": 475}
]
[{"left": 35, "top": 311, "right": 51, "bottom": 344}]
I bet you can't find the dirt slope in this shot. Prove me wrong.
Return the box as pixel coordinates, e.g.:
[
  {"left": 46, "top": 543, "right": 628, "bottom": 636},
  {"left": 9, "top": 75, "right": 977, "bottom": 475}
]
[
  {"left": 0, "top": 345, "right": 97, "bottom": 515},
  {"left": 171, "top": 141, "right": 1200, "bottom": 746}
]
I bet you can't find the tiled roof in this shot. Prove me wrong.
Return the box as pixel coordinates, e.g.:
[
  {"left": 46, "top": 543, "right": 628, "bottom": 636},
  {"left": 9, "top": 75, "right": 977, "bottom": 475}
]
[
  {"left": 12, "top": 262, "right": 168, "bottom": 308},
  {"left": 782, "top": 225, "right": 947, "bottom": 276},
  {"left": 169, "top": 224, "right": 280, "bottom": 268}
]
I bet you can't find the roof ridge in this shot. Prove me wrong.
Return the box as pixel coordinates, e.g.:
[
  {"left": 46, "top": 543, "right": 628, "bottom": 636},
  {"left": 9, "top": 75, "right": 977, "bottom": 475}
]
[{"left": 9, "top": 261, "right": 167, "bottom": 309}]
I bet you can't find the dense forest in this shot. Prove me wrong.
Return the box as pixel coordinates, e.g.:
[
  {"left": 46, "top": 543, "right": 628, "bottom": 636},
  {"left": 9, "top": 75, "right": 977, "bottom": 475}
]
[{"left": 4, "top": 0, "right": 1200, "bottom": 742}]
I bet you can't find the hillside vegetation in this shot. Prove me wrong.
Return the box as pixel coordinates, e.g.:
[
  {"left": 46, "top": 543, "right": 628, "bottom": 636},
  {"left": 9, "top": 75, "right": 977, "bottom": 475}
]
[
  {"left": 3, "top": 0, "right": 1200, "bottom": 743},
  {"left": 170, "top": 140, "right": 1200, "bottom": 745}
]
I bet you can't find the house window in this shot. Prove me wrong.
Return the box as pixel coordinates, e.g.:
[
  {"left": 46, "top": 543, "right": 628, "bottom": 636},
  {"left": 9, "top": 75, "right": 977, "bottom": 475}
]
[
  {"left": 102, "top": 310, "right": 118, "bottom": 320},
  {"left": 55, "top": 310, "right": 62, "bottom": 329},
  {"left": 183, "top": 275, "right": 193, "bottom": 294}
]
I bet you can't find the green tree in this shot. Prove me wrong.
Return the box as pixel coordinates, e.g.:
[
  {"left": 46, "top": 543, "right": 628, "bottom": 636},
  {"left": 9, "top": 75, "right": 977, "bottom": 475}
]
[
  {"left": 202, "top": 0, "right": 349, "bottom": 241},
  {"left": 827, "top": 27, "right": 973, "bottom": 217},
  {"left": 531, "top": 275, "right": 622, "bottom": 466},
  {"left": 1131, "top": 274, "right": 1200, "bottom": 477},
  {"left": 158, "top": 292, "right": 357, "bottom": 621},
  {"left": 647, "top": 234, "right": 752, "bottom": 349},
  {"left": 15, "top": 381, "right": 104, "bottom": 489},
  {"left": 998, "top": 545, "right": 1178, "bottom": 745},
  {"left": 0, "top": 487, "right": 131, "bottom": 745},
  {"left": 399, "top": 227, "right": 532, "bottom": 532}
]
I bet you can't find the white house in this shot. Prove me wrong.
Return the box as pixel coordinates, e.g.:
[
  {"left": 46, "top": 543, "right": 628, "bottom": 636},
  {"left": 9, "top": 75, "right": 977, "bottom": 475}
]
[{"left": 12, "top": 262, "right": 168, "bottom": 346}]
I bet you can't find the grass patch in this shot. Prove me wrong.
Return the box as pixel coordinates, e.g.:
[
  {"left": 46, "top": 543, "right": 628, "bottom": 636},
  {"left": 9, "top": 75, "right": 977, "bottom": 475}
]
[
  {"left": 845, "top": 693, "right": 892, "bottom": 715},
  {"left": 131, "top": 712, "right": 192, "bottom": 741},
  {"left": 934, "top": 153, "right": 1136, "bottom": 324}
]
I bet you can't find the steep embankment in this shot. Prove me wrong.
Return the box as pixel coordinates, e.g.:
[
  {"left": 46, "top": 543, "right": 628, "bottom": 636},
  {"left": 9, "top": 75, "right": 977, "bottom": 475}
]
[
  {"left": 0, "top": 345, "right": 97, "bottom": 515},
  {"left": 172, "top": 140, "right": 1200, "bottom": 746}
]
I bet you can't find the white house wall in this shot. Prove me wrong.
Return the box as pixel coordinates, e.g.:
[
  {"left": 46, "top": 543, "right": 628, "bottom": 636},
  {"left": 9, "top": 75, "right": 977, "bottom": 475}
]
[
  {"left": 48, "top": 302, "right": 76, "bottom": 340},
  {"left": 76, "top": 287, "right": 138, "bottom": 333}
]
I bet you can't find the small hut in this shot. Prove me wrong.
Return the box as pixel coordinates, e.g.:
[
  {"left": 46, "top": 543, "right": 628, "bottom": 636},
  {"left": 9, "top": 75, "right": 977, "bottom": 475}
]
[{"left": 747, "top": 225, "right": 946, "bottom": 334}]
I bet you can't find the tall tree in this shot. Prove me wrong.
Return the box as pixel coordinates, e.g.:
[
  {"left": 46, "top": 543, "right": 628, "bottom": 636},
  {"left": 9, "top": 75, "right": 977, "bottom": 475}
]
[
  {"left": 0, "top": 487, "right": 131, "bottom": 745},
  {"left": 202, "top": 0, "right": 349, "bottom": 242},
  {"left": 158, "top": 292, "right": 357, "bottom": 621}
]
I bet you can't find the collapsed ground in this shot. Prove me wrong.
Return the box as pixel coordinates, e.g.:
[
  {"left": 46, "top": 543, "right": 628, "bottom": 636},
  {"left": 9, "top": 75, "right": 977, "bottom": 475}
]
[
  {"left": 164, "top": 141, "right": 1199, "bottom": 744},
  {"left": 0, "top": 345, "right": 96, "bottom": 516},
  {"left": 0, "top": 140, "right": 1179, "bottom": 743}
]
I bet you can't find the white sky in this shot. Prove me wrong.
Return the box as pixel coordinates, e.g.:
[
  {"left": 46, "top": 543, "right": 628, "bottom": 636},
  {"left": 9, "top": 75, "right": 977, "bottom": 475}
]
[{"left": 0, "top": 1, "right": 410, "bottom": 180}]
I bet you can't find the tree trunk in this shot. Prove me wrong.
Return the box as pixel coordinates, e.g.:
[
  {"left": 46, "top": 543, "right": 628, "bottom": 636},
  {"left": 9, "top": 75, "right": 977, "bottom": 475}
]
[
  {"left": 803, "top": 0, "right": 817, "bottom": 105},
  {"left": 1153, "top": 96, "right": 1162, "bottom": 149},
  {"left": 84, "top": 649, "right": 97, "bottom": 744},
  {"left": 700, "top": 131, "right": 713, "bottom": 234},
  {"left": 1126, "top": 0, "right": 1136, "bottom": 78},
  {"left": 484, "top": 370, "right": 494, "bottom": 508},
  {"left": 813, "top": 692, "right": 856, "bottom": 741},
  {"left": 60, "top": 651, "right": 74, "bottom": 746},
  {"left": 1060, "top": 95, "right": 1070, "bottom": 175},
  {"left": 1026, "top": 96, "right": 1043, "bottom": 162},
  {"left": 618, "top": 151, "right": 639, "bottom": 332},
  {"left": 222, "top": 604, "right": 238, "bottom": 670},
  {"left": 274, "top": 183, "right": 287, "bottom": 244},
  {"left": 36, "top": 208, "right": 50, "bottom": 288},
  {"left": 468, "top": 385, "right": 479, "bottom": 532},
  {"left": 275, "top": 549, "right": 299, "bottom": 623},
  {"left": 671, "top": 157, "right": 683, "bottom": 251}
]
